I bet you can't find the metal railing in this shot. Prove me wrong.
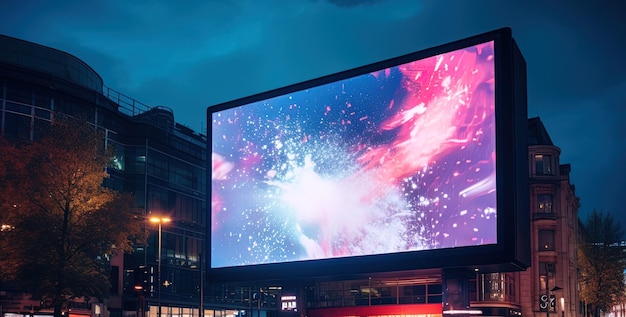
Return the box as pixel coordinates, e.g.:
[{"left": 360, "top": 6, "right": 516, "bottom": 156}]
[{"left": 103, "top": 85, "right": 174, "bottom": 118}]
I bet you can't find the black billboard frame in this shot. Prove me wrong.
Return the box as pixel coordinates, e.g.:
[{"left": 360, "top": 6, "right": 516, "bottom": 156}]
[{"left": 206, "top": 27, "right": 529, "bottom": 283}]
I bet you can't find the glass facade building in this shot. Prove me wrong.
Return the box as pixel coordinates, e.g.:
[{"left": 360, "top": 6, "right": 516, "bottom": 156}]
[{"left": 0, "top": 34, "right": 207, "bottom": 317}]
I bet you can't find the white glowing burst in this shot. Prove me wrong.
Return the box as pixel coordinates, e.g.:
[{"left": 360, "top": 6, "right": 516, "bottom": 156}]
[{"left": 267, "top": 151, "right": 424, "bottom": 260}]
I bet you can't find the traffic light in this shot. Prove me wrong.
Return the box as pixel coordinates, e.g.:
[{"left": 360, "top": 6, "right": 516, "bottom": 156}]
[{"left": 133, "top": 265, "right": 154, "bottom": 296}]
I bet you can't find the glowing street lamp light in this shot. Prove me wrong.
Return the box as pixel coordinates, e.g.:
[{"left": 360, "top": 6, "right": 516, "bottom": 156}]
[
  {"left": 0, "top": 224, "right": 13, "bottom": 232},
  {"left": 150, "top": 217, "right": 170, "bottom": 317}
]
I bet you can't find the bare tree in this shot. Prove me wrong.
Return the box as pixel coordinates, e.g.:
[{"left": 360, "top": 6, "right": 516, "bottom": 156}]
[{"left": 578, "top": 209, "right": 626, "bottom": 317}]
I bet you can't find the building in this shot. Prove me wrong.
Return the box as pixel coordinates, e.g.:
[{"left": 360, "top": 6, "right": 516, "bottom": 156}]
[
  {"left": 520, "top": 118, "right": 580, "bottom": 317},
  {"left": 0, "top": 35, "right": 206, "bottom": 317}
]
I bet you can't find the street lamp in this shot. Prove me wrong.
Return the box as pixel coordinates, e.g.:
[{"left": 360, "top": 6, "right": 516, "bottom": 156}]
[
  {"left": 543, "top": 262, "right": 562, "bottom": 317},
  {"left": 547, "top": 285, "right": 562, "bottom": 317},
  {"left": 150, "top": 216, "right": 170, "bottom": 317}
]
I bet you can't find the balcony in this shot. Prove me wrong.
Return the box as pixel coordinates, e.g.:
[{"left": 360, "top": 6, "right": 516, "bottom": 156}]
[{"left": 533, "top": 212, "right": 557, "bottom": 220}]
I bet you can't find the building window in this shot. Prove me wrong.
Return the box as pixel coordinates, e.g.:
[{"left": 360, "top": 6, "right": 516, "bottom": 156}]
[
  {"left": 485, "top": 273, "right": 505, "bottom": 301},
  {"left": 469, "top": 277, "right": 477, "bottom": 302},
  {"left": 427, "top": 284, "right": 443, "bottom": 303},
  {"left": 539, "top": 262, "right": 557, "bottom": 312},
  {"left": 401, "top": 284, "right": 427, "bottom": 304},
  {"left": 475, "top": 273, "right": 516, "bottom": 302},
  {"left": 538, "top": 194, "right": 553, "bottom": 213},
  {"left": 507, "top": 274, "right": 516, "bottom": 302},
  {"left": 535, "top": 154, "right": 553, "bottom": 175},
  {"left": 538, "top": 230, "right": 555, "bottom": 251}
]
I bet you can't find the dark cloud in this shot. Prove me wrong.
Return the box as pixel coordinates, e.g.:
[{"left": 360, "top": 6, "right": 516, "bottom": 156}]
[
  {"left": 323, "top": 0, "right": 384, "bottom": 7},
  {"left": 0, "top": 0, "right": 625, "bottom": 227}
]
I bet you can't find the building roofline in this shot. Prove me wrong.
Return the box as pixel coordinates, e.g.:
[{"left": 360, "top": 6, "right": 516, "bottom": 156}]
[
  {"left": 528, "top": 117, "right": 554, "bottom": 146},
  {"left": 0, "top": 34, "right": 104, "bottom": 92}
]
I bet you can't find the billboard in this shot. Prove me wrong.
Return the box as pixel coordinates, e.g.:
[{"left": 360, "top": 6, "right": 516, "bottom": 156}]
[{"left": 208, "top": 27, "right": 528, "bottom": 281}]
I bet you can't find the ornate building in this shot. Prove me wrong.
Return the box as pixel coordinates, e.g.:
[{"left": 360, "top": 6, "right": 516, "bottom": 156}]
[{"left": 519, "top": 117, "right": 580, "bottom": 317}]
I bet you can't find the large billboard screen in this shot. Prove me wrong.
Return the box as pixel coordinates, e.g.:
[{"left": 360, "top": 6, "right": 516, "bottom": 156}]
[{"left": 208, "top": 28, "right": 528, "bottom": 281}]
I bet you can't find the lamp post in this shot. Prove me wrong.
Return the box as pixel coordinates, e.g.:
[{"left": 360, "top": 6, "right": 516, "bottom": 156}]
[
  {"left": 150, "top": 217, "right": 170, "bottom": 317},
  {"left": 547, "top": 285, "right": 562, "bottom": 317},
  {"left": 544, "top": 262, "right": 562, "bottom": 317}
]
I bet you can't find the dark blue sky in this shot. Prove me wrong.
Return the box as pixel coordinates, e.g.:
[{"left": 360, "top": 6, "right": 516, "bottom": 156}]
[{"left": 1, "top": 0, "right": 624, "bottom": 227}]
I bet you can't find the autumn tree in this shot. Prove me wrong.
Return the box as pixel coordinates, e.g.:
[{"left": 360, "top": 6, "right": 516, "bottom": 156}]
[
  {"left": 0, "top": 116, "right": 145, "bottom": 317},
  {"left": 578, "top": 209, "right": 626, "bottom": 317}
]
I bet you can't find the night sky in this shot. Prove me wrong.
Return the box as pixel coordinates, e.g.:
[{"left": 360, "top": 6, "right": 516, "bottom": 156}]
[{"left": 1, "top": 0, "right": 624, "bottom": 229}]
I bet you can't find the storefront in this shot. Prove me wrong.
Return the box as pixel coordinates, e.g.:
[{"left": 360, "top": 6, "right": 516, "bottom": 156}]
[{"left": 307, "top": 303, "right": 442, "bottom": 317}]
